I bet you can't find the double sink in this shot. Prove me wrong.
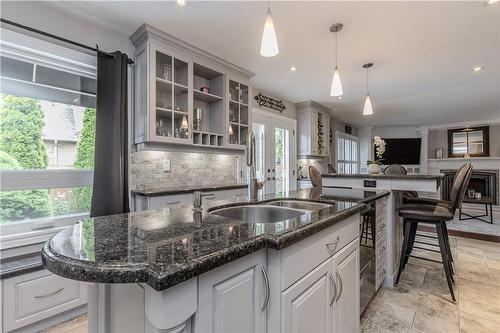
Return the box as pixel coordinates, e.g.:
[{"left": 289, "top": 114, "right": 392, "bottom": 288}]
[{"left": 209, "top": 200, "right": 332, "bottom": 224}]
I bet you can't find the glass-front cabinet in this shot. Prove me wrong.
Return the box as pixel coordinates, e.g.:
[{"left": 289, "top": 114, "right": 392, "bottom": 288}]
[
  {"left": 152, "top": 48, "right": 191, "bottom": 143},
  {"left": 131, "top": 25, "right": 253, "bottom": 150},
  {"left": 448, "top": 126, "right": 489, "bottom": 157},
  {"left": 226, "top": 77, "right": 251, "bottom": 148}
]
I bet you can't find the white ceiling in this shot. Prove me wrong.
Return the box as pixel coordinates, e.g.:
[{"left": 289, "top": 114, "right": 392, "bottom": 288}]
[{"left": 42, "top": 1, "right": 500, "bottom": 127}]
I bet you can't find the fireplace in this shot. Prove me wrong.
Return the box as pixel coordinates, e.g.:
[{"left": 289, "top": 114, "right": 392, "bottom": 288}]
[{"left": 441, "top": 169, "right": 498, "bottom": 205}]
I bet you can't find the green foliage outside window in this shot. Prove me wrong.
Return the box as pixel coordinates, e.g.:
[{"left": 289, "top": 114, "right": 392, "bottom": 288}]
[{"left": 73, "top": 108, "right": 96, "bottom": 211}]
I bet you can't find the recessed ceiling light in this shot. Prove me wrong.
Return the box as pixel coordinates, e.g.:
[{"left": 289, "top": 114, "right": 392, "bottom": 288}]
[
  {"left": 337, "top": 96, "right": 343, "bottom": 100},
  {"left": 487, "top": 0, "right": 498, "bottom": 5},
  {"left": 176, "top": 0, "right": 186, "bottom": 6},
  {"left": 472, "top": 66, "right": 485, "bottom": 72},
  {"left": 290, "top": 66, "right": 297, "bottom": 71}
]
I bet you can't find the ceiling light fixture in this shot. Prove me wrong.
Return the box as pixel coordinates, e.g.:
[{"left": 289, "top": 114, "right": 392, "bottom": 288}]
[
  {"left": 487, "top": 0, "right": 498, "bottom": 5},
  {"left": 176, "top": 0, "right": 186, "bottom": 6},
  {"left": 329, "top": 23, "right": 344, "bottom": 97},
  {"left": 362, "top": 63, "right": 374, "bottom": 116},
  {"left": 472, "top": 66, "right": 485, "bottom": 72},
  {"left": 260, "top": 0, "right": 279, "bottom": 57},
  {"left": 290, "top": 66, "right": 297, "bottom": 71}
]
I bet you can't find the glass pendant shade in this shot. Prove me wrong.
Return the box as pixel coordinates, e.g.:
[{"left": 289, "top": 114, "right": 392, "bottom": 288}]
[
  {"left": 181, "top": 115, "right": 189, "bottom": 129},
  {"left": 330, "top": 66, "right": 343, "bottom": 97},
  {"left": 228, "top": 124, "right": 234, "bottom": 135},
  {"left": 363, "top": 95, "right": 373, "bottom": 115},
  {"left": 260, "top": 8, "right": 279, "bottom": 57}
]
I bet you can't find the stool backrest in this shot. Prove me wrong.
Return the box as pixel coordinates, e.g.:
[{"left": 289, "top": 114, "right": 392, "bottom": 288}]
[
  {"left": 383, "top": 164, "right": 407, "bottom": 175},
  {"left": 308, "top": 166, "right": 322, "bottom": 187},
  {"left": 450, "top": 163, "right": 473, "bottom": 211}
]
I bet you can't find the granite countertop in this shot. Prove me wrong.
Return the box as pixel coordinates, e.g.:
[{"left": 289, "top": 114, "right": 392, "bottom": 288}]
[
  {"left": 131, "top": 183, "right": 247, "bottom": 197},
  {"left": 42, "top": 188, "right": 389, "bottom": 291},
  {"left": 321, "top": 173, "right": 444, "bottom": 180},
  {"left": 0, "top": 253, "right": 44, "bottom": 279}
]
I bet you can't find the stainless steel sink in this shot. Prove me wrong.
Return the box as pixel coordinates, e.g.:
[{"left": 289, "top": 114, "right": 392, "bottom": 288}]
[
  {"left": 267, "top": 200, "right": 332, "bottom": 211},
  {"left": 210, "top": 205, "right": 307, "bottom": 223}
]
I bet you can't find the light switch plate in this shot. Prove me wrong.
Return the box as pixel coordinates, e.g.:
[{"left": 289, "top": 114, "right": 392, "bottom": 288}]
[{"left": 163, "top": 160, "right": 171, "bottom": 173}]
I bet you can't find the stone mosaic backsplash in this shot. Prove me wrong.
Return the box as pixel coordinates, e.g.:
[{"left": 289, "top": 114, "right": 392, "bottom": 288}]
[{"left": 130, "top": 150, "right": 245, "bottom": 191}]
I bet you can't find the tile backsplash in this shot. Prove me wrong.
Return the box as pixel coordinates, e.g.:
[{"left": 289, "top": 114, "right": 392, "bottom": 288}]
[{"left": 130, "top": 151, "right": 245, "bottom": 191}]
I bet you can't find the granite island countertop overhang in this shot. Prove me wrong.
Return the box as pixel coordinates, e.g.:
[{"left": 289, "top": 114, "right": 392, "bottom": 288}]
[{"left": 42, "top": 188, "right": 389, "bottom": 291}]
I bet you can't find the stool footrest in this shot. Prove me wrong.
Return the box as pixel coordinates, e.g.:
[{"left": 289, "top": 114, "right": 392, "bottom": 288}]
[{"left": 409, "top": 254, "right": 443, "bottom": 264}]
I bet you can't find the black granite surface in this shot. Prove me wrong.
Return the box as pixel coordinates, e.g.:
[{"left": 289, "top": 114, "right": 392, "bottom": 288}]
[
  {"left": 322, "top": 173, "right": 443, "bottom": 180},
  {"left": 1, "top": 253, "right": 43, "bottom": 279},
  {"left": 131, "top": 183, "right": 247, "bottom": 197},
  {"left": 42, "top": 188, "right": 389, "bottom": 291}
]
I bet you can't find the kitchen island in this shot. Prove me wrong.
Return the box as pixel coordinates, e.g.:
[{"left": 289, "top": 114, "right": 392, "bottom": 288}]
[
  {"left": 322, "top": 173, "right": 444, "bottom": 288},
  {"left": 42, "top": 188, "right": 389, "bottom": 333}
]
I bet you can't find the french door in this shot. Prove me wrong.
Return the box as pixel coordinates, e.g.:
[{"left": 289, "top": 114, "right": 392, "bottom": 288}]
[{"left": 252, "top": 109, "right": 296, "bottom": 195}]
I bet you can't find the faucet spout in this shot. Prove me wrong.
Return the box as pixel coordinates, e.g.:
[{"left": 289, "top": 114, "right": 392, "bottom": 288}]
[{"left": 246, "top": 131, "right": 272, "bottom": 201}]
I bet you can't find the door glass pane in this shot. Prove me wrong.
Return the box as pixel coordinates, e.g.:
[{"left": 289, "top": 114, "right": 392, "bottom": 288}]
[
  {"left": 345, "top": 139, "right": 351, "bottom": 161},
  {"left": 338, "top": 138, "right": 345, "bottom": 160},
  {"left": 252, "top": 123, "right": 265, "bottom": 181},
  {"left": 275, "top": 127, "right": 289, "bottom": 194}
]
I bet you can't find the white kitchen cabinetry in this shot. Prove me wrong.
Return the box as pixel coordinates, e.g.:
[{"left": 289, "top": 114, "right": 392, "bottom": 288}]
[
  {"left": 2, "top": 270, "right": 87, "bottom": 332},
  {"left": 282, "top": 257, "right": 333, "bottom": 333},
  {"left": 333, "top": 239, "right": 360, "bottom": 333},
  {"left": 131, "top": 24, "right": 253, "bottom": 150},
  {"left": 197, "top": 250, "right": 267, "bottom": 333},
  {"left": 296, "top": 101, "right": 330, "bottom": 157}
]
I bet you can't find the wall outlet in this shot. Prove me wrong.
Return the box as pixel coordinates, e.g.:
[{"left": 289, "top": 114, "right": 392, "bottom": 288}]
[{"left": 163, "top": 160, "right": 171, "bottom": 173}]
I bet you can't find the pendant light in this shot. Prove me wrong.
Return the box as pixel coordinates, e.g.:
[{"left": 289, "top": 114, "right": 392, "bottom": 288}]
[
  {"left": 362, "top": 63, "right": 374, "bottom": 116},
  {"left": 329, "top": 23, "right": 344, "bottom": 97},
  {"left": 260, "top": 0, "right": 279, "bottom": 57}
]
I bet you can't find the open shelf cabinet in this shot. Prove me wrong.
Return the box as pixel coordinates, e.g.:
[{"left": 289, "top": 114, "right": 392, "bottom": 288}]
[{"left": 131, "top": 25, "right": 253, "bottom": 150}]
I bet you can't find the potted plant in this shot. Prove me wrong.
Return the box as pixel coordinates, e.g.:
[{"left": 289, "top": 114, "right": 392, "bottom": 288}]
[{"left": 367, "top": 136, "right": 386, "bottom": 174}]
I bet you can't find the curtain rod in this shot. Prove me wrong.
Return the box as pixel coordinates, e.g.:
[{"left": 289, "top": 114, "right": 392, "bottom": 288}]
[{"left": 1, "top": 18, "right": 134, "bottom": 65}]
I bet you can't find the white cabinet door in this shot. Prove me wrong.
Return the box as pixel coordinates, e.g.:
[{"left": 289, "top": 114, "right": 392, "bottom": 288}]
[
  {"left": 332, "top": 239, "right": 360, "bottom": 333},
  {"left": 197, "top": 250, "right": 267, "bottom": 333},
  {"left": 282, "top": 258, "right": 334, "bottom": 333},
  {"left": 149, "top": 193, "right": 192, "bottom": 210}
]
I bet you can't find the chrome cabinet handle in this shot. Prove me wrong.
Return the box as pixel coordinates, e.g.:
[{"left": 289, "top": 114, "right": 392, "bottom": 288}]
[
  {"left": 261, "top": 266, "right": 270, "bottom": 311},
  {"left": 326, "top": 236, "right": 340, "bottom": 251},
  {"left": 335, "top": 271, "right": 343, "bottom": 302},
  {"left": 204, "top": 194, "right": 217, "bottom": 200},
  {"left": 329, "top": 273, "right": 337, "bottom": 306},
  {"left": 34, "top": 288, "right": 64, "bottom": 299},
  {"left": 165, "top": 201, "right": 181, "bottom": 205}
]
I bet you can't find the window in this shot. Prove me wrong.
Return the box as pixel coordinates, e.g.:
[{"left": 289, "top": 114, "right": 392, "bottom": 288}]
[
  {"left": 336, "top": 132, "right": 359, "bottom": 174},
  {"left": 0, "top": 29, "right": 96, "bottom": 245},
  {"left": 448, "top": 126, "right": 489, "bottom": 157}
]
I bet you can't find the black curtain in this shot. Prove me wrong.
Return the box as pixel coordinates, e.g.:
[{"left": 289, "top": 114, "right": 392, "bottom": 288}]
[{"left": 90, "top": 51, "right": 130, "bottom": 217}]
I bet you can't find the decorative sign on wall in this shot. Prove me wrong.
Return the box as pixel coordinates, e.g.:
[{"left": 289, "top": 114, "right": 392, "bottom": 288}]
[{"left": 254, "top": 93, "right": 286, "bottom": 113}]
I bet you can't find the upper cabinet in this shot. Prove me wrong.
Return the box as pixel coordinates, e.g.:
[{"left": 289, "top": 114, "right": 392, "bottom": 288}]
[
  {"left": 130, "top": 24, "right": 254, "bottom": 150},
  {"left": 296, "top": 101, "right": 331, "bottom": 157}
]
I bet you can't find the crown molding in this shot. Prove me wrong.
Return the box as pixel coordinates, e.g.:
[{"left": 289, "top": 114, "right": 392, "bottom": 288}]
[{"left": 130, "top": 23, "right": 254, "bottom": 79}]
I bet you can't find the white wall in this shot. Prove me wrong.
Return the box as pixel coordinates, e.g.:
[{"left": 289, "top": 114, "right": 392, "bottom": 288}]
[
  {"left": 1, "top": 1, "right": 133, "bottom": 55},
  {"left": 252, "top": 88, "right": 297, "bottom": 120}
]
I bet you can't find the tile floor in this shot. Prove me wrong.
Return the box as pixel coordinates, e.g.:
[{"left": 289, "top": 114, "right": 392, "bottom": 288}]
[
  {"left": 42, "top": 235, "right": 499, "bottom": 333},
  {"left": 447, "top": 208, "right": 500, "bottom": 236},
  {"left": 362, "top": 234, "right": 500, "bottom": 333}
]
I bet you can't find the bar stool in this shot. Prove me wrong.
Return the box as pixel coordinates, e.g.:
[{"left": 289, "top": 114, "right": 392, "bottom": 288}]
[
  {"left": 404, "top": 163, "right": 470, "bottom": 263},
  {"left": 396, "top": 163, "right": 472, "bottom": 302}
]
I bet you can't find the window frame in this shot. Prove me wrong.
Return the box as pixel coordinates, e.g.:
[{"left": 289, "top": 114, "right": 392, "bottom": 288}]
[
  {"left": 335, "top": 131, "right": 360, "bottom": 175},
  {"left": 0, "top": 29, "right": 96, "bottom": 248}
]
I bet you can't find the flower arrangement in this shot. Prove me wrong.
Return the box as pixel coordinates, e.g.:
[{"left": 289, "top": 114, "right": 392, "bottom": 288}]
[{"left": 367, "top": 136, "right": 386, "bottom": 165}]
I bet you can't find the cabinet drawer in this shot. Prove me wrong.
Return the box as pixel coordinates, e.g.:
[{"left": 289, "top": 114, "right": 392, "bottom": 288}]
[
  {"left": 3, "top": 270, "right": 87, "bottom": 332},
  {"left": 149, "top": 193, "right": 191, "bottom": 209},
  {"left": 201, "top": 190, "right": 226, "bottom": 202},
  {"left": 376, "top": 199, "right": 386, "bottom": 217},
  {"left": 281, "top": 214, "right": 359, "bottom": 290},
  {"left": 376, "top": 214, "right": 385, "bottom": 228}
]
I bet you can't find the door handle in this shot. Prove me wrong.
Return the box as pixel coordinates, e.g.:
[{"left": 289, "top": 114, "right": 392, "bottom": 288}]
[
  {"left": 165, "top": 201, "right": 181, "bottom": 205},
  {"left": 329, "top": 273, "right": 337, "bottom": 306},
  {"left": 261, "top": 266, "right": 270, "bottom": 311},
  {"left": 325, "top": 236, "right": 340, "bottom": 251},
  {"left": 335, "top": 270, "right": 343, "bottom": 302},
  {"left": 34, "top": 288, "right": 64, "bottom": 299}
]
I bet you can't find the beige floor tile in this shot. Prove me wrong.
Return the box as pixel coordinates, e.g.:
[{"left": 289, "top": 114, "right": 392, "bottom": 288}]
[
  {"left": 456, "top": 257, "right": 496, "bottom": 285},
  {"left": 458, "top": 278, "right": 500, "bottom": 322},
  {"left": 362, "top": 311, "right": 412, "bottom": 333},
  {"left": 459, "top": 311, "right": 500, "bottom": 333},
  {"left": 412, "top": 311, "right": 458, "bottom": 333}
]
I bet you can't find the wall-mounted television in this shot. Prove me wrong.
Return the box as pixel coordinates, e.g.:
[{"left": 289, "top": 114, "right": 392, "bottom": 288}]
[{"left": 379, "top": 138, "right": 421, "bottom": 165}]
